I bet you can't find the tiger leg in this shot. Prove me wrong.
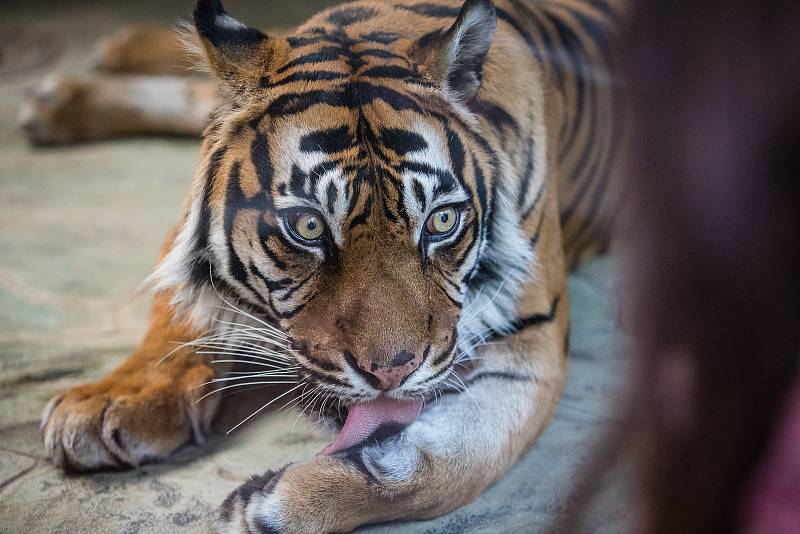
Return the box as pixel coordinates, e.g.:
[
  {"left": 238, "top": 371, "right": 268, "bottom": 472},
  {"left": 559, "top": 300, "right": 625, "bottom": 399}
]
[
  {"left": 91, "top": 25, "right": 197, "bottom": 75},
  {"left": 18, "top": 73, "right": 216, "bottom": 145},
  {"left": 90, "top": 24, "right": 290, "bottom": 75},
  {"left": 40, "top": 230, "right": 223, "bottom": 471},
  {"left": 40, "top": 288, "right": 221, "bottom": 470},
  {"left": 217, "top": 308, "right": 568, "bottom": 534}
]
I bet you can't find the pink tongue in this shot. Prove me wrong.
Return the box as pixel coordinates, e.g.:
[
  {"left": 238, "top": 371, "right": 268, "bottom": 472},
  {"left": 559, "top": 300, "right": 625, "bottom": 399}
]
[{"left": 321, "top": 397, "right": 423, "bottom": 455}]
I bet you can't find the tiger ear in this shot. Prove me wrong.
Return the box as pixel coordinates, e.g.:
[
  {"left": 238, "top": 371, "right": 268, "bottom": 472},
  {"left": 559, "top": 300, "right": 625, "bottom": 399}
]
[
  {"left": 413, "top": 0, "right": 496, "bottom": 101},
  {"left": 193, "top": 0, "right": 276, "bottom": 89}
]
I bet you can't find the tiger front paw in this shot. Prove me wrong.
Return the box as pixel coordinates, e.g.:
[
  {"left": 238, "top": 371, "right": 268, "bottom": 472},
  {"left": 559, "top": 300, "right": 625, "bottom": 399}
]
[
  {"left": 41, "top": 364, "right": 218, "bottom": 471},
  {"left": 217, "top": 437, "right": 425, "bottom": 533}
]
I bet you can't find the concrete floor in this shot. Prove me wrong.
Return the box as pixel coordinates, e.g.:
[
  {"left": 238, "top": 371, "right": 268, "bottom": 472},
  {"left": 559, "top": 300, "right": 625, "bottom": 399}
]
[{"left": 0, "top": 1, "right": 632, "bottom": 532}]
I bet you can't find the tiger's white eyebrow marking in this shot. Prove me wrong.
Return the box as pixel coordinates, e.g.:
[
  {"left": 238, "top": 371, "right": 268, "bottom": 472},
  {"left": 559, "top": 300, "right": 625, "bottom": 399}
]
[
  {"left": 399, "top": 124, "right": 469, "bottom": 243},
  {"left": 270, "top": 126, "right": 351, "bottom": 247}
]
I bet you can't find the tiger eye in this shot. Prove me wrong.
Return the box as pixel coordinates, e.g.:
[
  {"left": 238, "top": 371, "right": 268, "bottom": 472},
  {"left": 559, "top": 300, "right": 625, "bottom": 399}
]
[
  {"left": 426, "top": 207, "right": 458, "bottom": 235},
  {"left": 293, "top": 212, "right": 325, "bottom": 241}
]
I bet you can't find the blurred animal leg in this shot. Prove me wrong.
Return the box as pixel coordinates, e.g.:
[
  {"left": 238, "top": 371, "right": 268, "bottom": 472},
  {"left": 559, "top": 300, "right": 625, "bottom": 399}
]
[{"left": 19, "top": 74, "right": 217, "bottom": 145}]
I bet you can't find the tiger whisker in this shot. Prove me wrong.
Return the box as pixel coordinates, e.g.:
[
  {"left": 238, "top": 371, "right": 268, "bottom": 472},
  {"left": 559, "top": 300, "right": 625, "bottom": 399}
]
[
  {"left": 155, "top": 329, "right": 219, "bottom": 367},
  {"left": 191, "top": 331, "right": 292, "bottom": 354},
  {"left": 196, "top": 380, "right": 301, "bottom": 402},
  {"left": 318, "top": 391, "right": 335, "bottom": 423},
  {"left": 225, "top": 369, "right": 299, "bottom": 375},
  {"left": 317, "top": 391, "right": 328, "bottom": 420},
  {"left": 208, "top": 268, "right": 287, "bottom": 337},
  {"left": 207, "top": 311, "right": 289, "bottom": 342},
  {"left": 459, "top": 270, "right": 516, "bottom": 327},
  {"left": 274, "top": 383, "right": 314, "bottom": 414},
  {"left": 293, "top": 387, "right": 324, "bottom": 431},
  {"left": 189, "top": 332, "right": 293, "bottom": 353},
  {"left": 205, "top": 370, "right": 300, "bottom": 385},
  {"left": 304, "top": 388, "right": 325, "bottom": 425},
  {"left": 196, "top": 347, "right": 291, "bottom": 364},
  {"left": 451, "top": 373, "right": 482, "bottom": 410},
  {"left": 226, "top": 382, "right": 308, "bottom": 434},
  {"left": 196, "top": 343, "right": 293, "bottom": 363},
  {"left": 196, "top": 349, "right": 292, "bottom": 365},
  {"left": 219, "top": 383, "right": 278, "bottom": 400},
  {"left": 210, "top": 359, "right": 297, "bottom": 369},
  {"left": 196, "top": 334, "right": 290, "bottom": 356}
]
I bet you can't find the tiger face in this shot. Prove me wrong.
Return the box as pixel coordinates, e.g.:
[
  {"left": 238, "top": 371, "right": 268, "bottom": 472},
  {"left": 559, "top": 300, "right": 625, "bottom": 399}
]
[
  {"left": 213, "top": 108, "right": 482, "bottom": 402},
  {"left": 153, "top": 0, "right": 533, "bottom": 408}
]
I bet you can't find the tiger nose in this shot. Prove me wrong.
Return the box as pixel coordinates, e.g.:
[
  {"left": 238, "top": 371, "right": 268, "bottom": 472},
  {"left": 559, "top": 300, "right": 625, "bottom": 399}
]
[{"left": 359, "top": 351, "right": 422, "bottom": 390}]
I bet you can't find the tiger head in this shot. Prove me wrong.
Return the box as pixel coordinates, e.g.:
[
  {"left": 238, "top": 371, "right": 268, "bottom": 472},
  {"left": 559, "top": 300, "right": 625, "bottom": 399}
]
[{"left": 152, "top": 0, "right": 534, "bottom": 414}]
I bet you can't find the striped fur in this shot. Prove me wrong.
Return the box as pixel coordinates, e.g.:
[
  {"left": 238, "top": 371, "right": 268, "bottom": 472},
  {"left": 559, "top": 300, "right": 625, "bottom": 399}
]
[
  {"left": 42, "top": 1, "right": 625, "bottom": 532},
  {"left": 151, "top": 0, "right": 623, "bottom": 401}
]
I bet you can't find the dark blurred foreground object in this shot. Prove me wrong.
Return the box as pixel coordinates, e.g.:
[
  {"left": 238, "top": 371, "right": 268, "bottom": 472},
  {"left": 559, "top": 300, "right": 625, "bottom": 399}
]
[
  {"left": 628, "top": 1, "right": 800, "bottom": 531},
  {"left": 560, "top": 1, "right": 800, "bottom": 533}
]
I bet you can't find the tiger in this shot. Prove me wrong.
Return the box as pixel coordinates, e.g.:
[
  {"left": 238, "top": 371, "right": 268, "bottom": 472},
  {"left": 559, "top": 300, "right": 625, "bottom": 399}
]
[{"left": 37, "top": 0, "right": 624, "bottom": 532}]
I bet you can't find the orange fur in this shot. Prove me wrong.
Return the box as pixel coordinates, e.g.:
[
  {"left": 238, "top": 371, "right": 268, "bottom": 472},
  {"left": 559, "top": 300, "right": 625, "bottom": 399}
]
[{"left": 39, "top": 1, "right": 625, "bottom": 531}]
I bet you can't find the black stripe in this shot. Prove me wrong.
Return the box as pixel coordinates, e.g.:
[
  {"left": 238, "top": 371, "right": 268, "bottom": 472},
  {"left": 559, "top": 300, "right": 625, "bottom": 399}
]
[
  {"left": 287, "top": 34, "right": 331, "bottom": 48},
  {"left": 453, "top": 220, "right": 480, "bottom": 272},
  {"left": 431, "top": 331, "right": 458, "bottom": 367},
  {"left": 250, "top": 133, "right": 274, "bottom": 208},
  {"left": 348, "top": 195, "right": 373, "bottom": 230},
  {"left": 266, "top": 83, "right": 422, "bottom": 117},
  {"left": 289, "top": 165, "right": 308, "bottom": 199},
  {"left": 522, "top": 179, "right": 546, "bottom": 221},
  {"left": 219, "top": 468, "right": 286, "bottom": 525},
  {"left": 417, "top": 356, "right": 454, "bottom": 385},
  {"left": 398, "top": 3, "right": 460, "bottom": 18},
  {"left": 270, "top": 70, "right": 348, "bottom": 87},
  {"left": 258, "top": 236, "right": 287, "bottom": 271},
  {"left": 530, "top": 197, "right": 548, "bottom": 248},
  {"left": 565, "top": 76, "right": 624, "bottom": 256},
  {"left": 326, "top": 182, "right": 338, "bottom": 214},
  {"left": 300, "top": 363, "right": 352, "bottom": 389},
  {"left": 445, "top": 125, "right": 466, "bottom": 186},
  {"left": 276, "top": 47, "right": 349, "bottom": 74},
  {"left": 489, "top": 294, "right": 561, "bottom": 340},
  {"left": 464, "top": 371, "right": 531, "bottom": 385},
  {"left": 434, "top": 265, "right": 461, "bottom": 294},
  {"left": 275, "top": 271, "right": 317, "bottom": 302},
  {"left": 189, "top": 146, "right": 226, "bottom": 284},
  {"left": 398, "top": 162, "right": 456, "bottom": 193},
  {"left": 327, "top": 6, "right": 377, "bottom": 27},
  {"left": 359, "top": 31, "right": 401, "bottom": 44},
  {"left": 469, "top": 99, "right": 520, "bottom": 135},
  {"left": 358, "top": 48, "right": 406, "bottom": 60},
  {"left": 337, "top": 422, "right": 408, "bottom": 485},
  {"left": 543, "top": 10, "right": 588, "bottom": 159},
  {"left": 343, "top": 351, "right": 380, "bottom": 389},
  {"left": 412, "top": 179, "right": 427, "bottom": 211},
  {"left": 360, "top": 65, "right": 417, "bottom": 80},
  {"left": 381, "top": 128, "right": 427, "bottom": 155},
  {"left": 510, "top": 0, "right": 565, "bottom": 91},
  {"left": 300, "top": 126, "right": 353, "bottom": 154},
  {"left": 224, "top": 161, "right": 265, "bottom": 301},
  {"left": 517, "top": 116, "right": 537, "bottom": 210}
]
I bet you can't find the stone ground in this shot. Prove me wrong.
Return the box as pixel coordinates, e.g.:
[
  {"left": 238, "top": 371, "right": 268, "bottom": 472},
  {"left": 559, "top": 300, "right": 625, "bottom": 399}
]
[{"left": 0, "top": 1, "right": 632, "bottom": 532}]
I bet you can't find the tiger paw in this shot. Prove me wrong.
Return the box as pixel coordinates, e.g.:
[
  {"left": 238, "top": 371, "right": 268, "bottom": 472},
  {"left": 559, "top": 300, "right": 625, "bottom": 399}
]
[
  {"left": 18, "top": 74, "right": 88, "bottom": 146},
  {"left": 217, "top": 438, "right": 424, "bottom": 533},
  {"left": 41, "top": 364, "right": 218, "bottom": 471}
]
